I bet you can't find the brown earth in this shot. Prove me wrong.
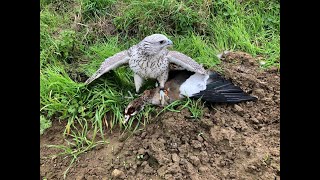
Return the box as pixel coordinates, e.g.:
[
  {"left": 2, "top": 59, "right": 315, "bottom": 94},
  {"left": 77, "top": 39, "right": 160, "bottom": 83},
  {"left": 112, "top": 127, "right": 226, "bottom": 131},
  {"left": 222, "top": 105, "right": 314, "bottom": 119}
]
[{"left": 40, "top": 51, "right": 280, "bottom": 180}]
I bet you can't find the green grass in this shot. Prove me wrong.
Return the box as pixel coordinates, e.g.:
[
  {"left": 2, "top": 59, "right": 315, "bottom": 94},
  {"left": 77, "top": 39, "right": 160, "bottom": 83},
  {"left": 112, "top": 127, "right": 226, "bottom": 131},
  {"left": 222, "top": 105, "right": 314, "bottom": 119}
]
[
  {"left": 47, "top": 117, "right": 105, "bottom": 178},
  {"left": 156, "top": 97, "right": 205, "bottom": 120},
  {"left": 40, "top": 0, "right": 279, "bottom": 176},
  {"left": 40, "top": 115, "right": 52, "bottom": 135}
]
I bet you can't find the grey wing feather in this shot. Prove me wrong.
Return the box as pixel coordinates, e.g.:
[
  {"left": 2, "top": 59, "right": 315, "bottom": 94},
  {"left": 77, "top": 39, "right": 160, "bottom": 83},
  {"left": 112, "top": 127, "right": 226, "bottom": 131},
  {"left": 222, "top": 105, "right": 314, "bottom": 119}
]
[
  {"left": 167, "top": 51, "right": 207, "bottom": 75},
  {"left": 85, "top": 50, "right": 130, "bottom": 84},
  {"left": 169, "top": 63, "right": 186, "bottom": 71}
]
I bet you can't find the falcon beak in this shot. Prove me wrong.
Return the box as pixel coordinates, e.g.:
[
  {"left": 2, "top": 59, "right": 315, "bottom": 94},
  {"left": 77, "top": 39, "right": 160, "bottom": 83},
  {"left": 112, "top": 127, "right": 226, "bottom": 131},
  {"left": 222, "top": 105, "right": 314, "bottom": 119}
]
[{"left": 167, "top": 39, "right": 173, "bottom": 46}]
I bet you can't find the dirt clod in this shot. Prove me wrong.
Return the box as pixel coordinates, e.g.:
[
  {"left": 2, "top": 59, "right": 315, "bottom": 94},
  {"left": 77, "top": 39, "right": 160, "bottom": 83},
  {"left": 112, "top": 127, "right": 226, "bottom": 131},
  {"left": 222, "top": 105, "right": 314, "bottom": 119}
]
[
  {"left": 199, "top": 166, "right": 209, "bottom": 173},
  {"left": 191, "top": 140, "right": 202, "bottom": 149},
  {"left": 111, "top": 169, "right": 125, "bottom": 179},
  {"left": 189, "top": 155, "right": 201, "bottom": 166},
  {"left": 171, "top": 153, "right": 180, "bottom": 163},
  {"left": 234, "top": 104, "right": 243, "bottom": 112}
]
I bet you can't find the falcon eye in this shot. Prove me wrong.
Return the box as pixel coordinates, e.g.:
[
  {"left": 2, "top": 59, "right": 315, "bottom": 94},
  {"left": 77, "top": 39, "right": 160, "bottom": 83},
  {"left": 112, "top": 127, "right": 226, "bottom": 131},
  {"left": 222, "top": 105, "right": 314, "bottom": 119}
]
[{"left": 159, "top": 40, "right": 165, "bottom": 44}]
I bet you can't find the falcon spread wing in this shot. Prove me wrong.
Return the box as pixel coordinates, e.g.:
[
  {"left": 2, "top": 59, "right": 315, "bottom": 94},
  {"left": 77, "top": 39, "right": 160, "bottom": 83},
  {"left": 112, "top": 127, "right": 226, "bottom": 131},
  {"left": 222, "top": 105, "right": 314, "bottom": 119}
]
[
  {"left": 167, "top": 51, "right": 207, "bottom": 75},
  {"left": 85, "top": 50, "right": 130, "bottom": 84}
]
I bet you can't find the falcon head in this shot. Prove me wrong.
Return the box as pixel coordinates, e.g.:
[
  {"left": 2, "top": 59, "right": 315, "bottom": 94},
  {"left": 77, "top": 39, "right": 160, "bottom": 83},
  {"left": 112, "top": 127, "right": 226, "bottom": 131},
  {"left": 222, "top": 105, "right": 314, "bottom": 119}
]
[{"left": 140, "top": 34, "right": 173, "bottom": 55}]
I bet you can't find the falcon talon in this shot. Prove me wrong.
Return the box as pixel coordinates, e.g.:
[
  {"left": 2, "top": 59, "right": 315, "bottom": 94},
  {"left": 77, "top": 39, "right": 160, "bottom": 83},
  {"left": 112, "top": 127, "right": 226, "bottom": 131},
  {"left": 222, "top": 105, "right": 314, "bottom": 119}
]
[{"left": 159, "top": 89, "right": 166, "bottom": 105}]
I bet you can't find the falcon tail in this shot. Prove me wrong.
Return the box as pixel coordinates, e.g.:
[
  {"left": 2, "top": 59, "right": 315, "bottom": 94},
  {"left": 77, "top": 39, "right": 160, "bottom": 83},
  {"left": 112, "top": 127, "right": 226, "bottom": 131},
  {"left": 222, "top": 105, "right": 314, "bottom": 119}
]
[{"left": 191, "top": 72, "right": 257, "bottom": 103}]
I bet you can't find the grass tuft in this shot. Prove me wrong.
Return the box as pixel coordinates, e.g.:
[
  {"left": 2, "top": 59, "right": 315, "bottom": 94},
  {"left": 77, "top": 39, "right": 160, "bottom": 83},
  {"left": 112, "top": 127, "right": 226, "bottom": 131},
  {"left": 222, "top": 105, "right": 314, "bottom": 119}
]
[{"left": 40, "top": 115, "right": 52, "bottom": 135}]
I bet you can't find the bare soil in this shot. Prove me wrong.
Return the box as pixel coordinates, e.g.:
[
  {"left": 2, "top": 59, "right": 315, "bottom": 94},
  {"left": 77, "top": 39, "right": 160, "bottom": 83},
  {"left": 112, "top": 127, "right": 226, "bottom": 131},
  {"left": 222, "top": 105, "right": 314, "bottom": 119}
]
[{"left": 40, "top": 51, "right": 280, "bottom": 180}]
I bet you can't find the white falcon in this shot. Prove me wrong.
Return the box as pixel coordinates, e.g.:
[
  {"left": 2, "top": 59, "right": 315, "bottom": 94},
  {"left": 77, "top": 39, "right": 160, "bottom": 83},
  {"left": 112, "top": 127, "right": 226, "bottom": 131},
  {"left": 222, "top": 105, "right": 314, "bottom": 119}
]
[{"left": 84, "top": 34, "right": 207, "bottom": 105}]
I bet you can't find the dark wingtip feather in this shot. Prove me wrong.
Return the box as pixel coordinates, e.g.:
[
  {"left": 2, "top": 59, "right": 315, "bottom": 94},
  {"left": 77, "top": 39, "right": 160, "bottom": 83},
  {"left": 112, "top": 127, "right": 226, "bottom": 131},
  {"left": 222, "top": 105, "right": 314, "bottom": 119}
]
[{"left": 192, "top": 72, "right": 257, "bottom": 103}]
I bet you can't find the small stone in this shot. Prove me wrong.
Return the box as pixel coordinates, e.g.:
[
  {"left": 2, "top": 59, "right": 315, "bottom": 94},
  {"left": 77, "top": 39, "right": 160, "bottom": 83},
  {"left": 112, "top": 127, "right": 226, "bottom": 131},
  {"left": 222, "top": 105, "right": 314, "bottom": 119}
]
[
  {"left": 189, "top": 156, "right": 200, "bottom": 166},
  {"left": 136, "top": 160, "right": 142, "bottom": 166},
  {"left": 174, "top": 173, "right": 183, "bottom": 179},
  {"left": 190, "top": 174, "right": 200, "bottom": 180},
  {"left": 250, "top": 117, "right": 259, "bottom": 124},
  {"left": 143, "top": 164, "right": 154, "bottom": 174},
  {"left": 157, "top": 166, "right": 167, "bottom": 177},
  {"left": 133, "top": 130, "right": 142, "bottom": 136},
  {"left": 200, "top": 118, "right": 214, "bottom": 128},
  {"left": 123, "top": 151, "right": 131, "bottom": 157},
  {"left": 254, "top": 89, "right": 265, "bottom": 97},
  {"left": 164, "top": 174, "right": 173, "bottom": 180},
  {"left": 80, "top": 164, "right": 88, "bottom": 168},
  {"left": 141, "top": 161, "right": 148, "bottom": 167},
  {"left": 112, "top": 143, "right": 124, "bottom": 155},
  {"left": 86, "top": 175, "right": 98, "bottom": 180},
  {"left": 191, "top": 140, "right": 202, "bottom": 149},
  {"left": 132, "top": 164, "right": 138, "bottom": 170},
  {"left": 111, "top": 169, "right": 125, "bottom": 179},
  {"left": 95, "top": 144, "right": 103, "bottom": 150},
  {"left": 199, "top": 151, "right": 209, "bottom": 163},
  {"left": 119, "top": 133, "right": 130, "bottom": 142},
  {"left": 127, "top": 169, "right": 136, "bottom": 176},
  {"left": 158, "top": 138, "right": 166, "bottom": 144},
  {"left": 203, "top": 141, "right": 209, "bottom": 147},
  {"left": 185, "top": 162, "right": 199, "bottom": 180},
  {"left": 172, "top": 153, "right": 180, "bottom": 163},
  {"left": 256, "top": 114, "right": 264, "bottom": 121},
  {"left": 167, "top": 163, "right": 182, "bottom": 174},
  {"left": 228, "top": 170, "right": 237, "bottom": 178},
  {"left": 204, "top": 113, "right": 211, "bottom": 118},
  {"left": 48, "top": 136, "right": 55, "bottom": 141},
  {"left": 141, "top": 132, "right": 147, "bottom": 138},
  {"left": 197, "top": 135, "right": 204, "bottom": 142},
  {"left": 75, "top": 173, "right": 85, "bottom": 180},
  {"left": 250, "top": 165, "right": 257, "bottom": 170},
  {"left": 199, "top": 166, "right": 209, "bottom": 173},
  {"left": 179, "top": 158, "right": 187, "bottom": 165},
  {"left": 138, "top": 148, "right": 145, "bottom": 155},
  {"left": 234, "top": 104, "right": 243, "bottom": 112}
]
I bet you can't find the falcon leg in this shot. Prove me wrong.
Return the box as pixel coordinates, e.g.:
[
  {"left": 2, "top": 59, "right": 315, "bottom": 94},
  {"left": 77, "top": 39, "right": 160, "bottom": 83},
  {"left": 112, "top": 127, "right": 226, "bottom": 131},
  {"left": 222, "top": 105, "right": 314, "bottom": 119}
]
[
  {"left": 134, "top": 73, "right": 144, "bottom": 93},
  {"left": 159, "top": 88, "right": 167, "bottom": 106},
  {"left": 157, "top": 74, "right": 168, "bottom": 106}
]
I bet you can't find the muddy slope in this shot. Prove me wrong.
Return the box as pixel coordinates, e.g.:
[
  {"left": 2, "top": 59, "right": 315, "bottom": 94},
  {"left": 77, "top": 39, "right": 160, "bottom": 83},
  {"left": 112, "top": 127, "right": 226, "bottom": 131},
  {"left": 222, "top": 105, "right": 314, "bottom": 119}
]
[{"left": 40, "top": 51, "right": 280, "bottom": 180}]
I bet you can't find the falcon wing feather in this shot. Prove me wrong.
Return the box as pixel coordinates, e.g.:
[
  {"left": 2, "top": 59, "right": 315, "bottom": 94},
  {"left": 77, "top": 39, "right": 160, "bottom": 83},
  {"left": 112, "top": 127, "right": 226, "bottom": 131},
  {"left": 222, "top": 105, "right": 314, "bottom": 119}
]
[
  {"left": 85, "top": 50, "right": 130, "bottom": 84},
  {"left": 167, "top": 51, "right": 207, "bottom": 75}
]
